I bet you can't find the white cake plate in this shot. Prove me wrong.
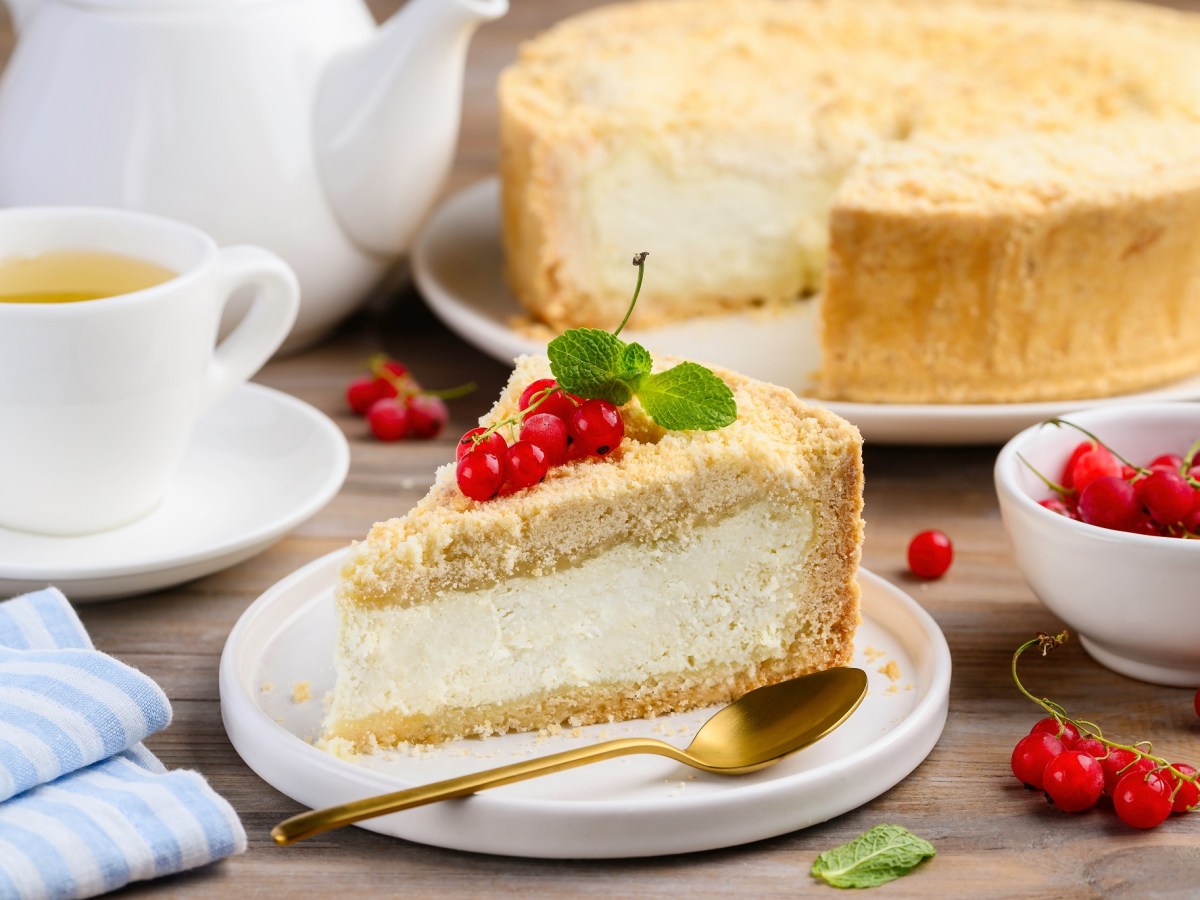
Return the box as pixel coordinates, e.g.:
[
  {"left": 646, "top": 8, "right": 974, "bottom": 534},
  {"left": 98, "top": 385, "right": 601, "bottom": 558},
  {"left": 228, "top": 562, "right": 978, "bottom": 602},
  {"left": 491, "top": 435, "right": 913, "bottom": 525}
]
[{"left": 220, "top": 550, "right": 951, "bottom": 858}]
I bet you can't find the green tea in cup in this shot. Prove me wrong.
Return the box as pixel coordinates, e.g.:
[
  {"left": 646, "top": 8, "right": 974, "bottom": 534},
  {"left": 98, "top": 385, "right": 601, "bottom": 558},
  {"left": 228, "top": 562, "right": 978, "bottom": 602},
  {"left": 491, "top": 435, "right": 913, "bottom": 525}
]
[{"left": 0, "top": 250, "right": 176, "bottom": 304}]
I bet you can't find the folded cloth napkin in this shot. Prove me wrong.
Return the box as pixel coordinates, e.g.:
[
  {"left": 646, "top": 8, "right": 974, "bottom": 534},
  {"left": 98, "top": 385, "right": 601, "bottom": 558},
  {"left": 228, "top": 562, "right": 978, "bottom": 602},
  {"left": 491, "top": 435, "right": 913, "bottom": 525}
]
[{"left": 0, "top": 588, "right": 245, "bottom": 900}]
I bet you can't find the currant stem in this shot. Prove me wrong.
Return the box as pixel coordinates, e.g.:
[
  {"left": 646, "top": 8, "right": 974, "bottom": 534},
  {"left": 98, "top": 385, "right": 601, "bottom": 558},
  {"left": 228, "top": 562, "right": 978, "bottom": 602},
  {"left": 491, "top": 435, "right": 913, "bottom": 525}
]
[
  {"left": 1181, "top": 437, "right": 1200, "bottom": 489},
  {"left": 470, "top": 385, "right": 570, "bottom": 448},
  {"left": 1016, "top": 452, "right": 1073, "bottom": 498},
  {"left": 419, "top": 382, "right": 476, "bottom": 401},
  {"left": 368, "top": 355, "right": 475, "bottom": 401},
  {"left": 1042, "top": 418, "right": 1146, "bottom": 474},
  {"left": 612, "top": 252, "right": 648, "bottom": 338},
  {"left": 1012, "top": 632, "right": 1198, "bottom": 801}
]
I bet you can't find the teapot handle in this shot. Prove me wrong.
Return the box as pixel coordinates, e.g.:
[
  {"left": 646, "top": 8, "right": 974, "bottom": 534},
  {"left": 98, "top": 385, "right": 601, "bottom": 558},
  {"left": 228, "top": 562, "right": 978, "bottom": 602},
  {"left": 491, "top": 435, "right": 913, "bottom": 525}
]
[{"left": 201, "top": 246, "right": 299, "bottom": 413}]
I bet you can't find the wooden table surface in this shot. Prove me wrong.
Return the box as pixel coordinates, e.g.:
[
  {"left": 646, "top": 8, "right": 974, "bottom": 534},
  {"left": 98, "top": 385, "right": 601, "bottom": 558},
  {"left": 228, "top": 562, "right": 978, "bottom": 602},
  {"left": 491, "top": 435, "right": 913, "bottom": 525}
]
[{"left": 5, "top": 0, "right": 1198, "bottom": 896}]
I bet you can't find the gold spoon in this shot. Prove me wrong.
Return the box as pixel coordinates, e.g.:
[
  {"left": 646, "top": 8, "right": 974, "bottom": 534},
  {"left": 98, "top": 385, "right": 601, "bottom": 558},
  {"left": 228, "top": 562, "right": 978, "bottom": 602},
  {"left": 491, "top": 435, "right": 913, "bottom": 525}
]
[{"left": 272, "top": 666, "right": 868, "bottom": 846}]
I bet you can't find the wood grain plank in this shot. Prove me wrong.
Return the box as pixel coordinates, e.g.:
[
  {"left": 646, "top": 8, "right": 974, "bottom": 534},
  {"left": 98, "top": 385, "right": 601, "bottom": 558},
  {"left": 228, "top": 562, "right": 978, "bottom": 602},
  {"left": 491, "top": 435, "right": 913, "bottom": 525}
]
[{"left": 2, "top": 0, "right": 1198, "bottom": 895}]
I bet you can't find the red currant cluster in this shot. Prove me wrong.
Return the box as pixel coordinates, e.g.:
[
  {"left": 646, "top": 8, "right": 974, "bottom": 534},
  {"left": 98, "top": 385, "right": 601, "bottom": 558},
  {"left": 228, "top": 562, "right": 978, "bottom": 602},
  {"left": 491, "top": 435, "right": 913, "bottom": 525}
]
[
  {"left": 345, "top": 355, "right": 467, "bottom": 442},
  {"left": 1010, "top": 632, "right": 1198, "bottom": 829},
  {"left": 1032, "top": 422, "right": 1200, "bottom": 536},
  {"left": 1011, "top": 717, "right": 1197, "bottom": 827},
  {"left": 455, "top": 378, "right": 624, "bottom": 501}
]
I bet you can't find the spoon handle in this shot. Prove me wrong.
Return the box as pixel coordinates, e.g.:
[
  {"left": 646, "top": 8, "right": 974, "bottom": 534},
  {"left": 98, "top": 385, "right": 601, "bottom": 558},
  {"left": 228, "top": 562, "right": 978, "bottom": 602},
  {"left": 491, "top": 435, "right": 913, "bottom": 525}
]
[{"left": 272, "top": 736, "right": 689, "bottom": 845}]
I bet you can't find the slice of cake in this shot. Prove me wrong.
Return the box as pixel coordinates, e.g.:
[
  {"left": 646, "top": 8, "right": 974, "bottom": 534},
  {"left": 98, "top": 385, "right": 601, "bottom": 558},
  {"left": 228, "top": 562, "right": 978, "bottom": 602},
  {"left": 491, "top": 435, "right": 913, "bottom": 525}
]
[
  {"left": 323, "top": 354, "right": 863, "bottom": 748},
  {"left": 498, "top": 0, "right": 1200, "bottom": 403}
]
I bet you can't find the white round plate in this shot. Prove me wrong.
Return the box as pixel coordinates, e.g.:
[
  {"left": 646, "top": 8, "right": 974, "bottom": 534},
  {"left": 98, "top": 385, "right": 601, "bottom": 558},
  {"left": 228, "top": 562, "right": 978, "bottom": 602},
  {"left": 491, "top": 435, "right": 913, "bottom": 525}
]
[
  {"left": 220, "top": 550, "right": 951, "bottom": 858},
  {"left": 413, "top": 179, "right": 1200, "bottom": 445},
  {"left": 0, "top": 384, "right": 349, "bottom": 602}
]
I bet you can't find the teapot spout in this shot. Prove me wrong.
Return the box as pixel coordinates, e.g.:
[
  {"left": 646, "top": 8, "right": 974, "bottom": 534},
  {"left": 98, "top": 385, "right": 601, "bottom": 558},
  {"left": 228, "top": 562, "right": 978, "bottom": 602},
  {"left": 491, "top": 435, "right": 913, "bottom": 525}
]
[{"left": 315, "top": 0, "right": 507, "bottom": 258}]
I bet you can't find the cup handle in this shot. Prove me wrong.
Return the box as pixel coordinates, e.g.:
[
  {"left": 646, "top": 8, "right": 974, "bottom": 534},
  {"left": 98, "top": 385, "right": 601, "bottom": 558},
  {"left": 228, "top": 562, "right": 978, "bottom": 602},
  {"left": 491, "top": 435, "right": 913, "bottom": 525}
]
[{"left": 201, "top": 246, "right": 300, "bottom": 413}]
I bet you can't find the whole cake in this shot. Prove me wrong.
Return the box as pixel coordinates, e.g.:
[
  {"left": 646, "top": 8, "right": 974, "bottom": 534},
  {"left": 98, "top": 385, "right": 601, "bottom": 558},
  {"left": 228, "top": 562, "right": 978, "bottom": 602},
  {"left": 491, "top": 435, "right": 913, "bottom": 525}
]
[
  {"left": 323, "top": 355, "right": 863, "bottom": 748},
  {"left": 498, "top": 0, "right": 1200, "bottom": 403}
]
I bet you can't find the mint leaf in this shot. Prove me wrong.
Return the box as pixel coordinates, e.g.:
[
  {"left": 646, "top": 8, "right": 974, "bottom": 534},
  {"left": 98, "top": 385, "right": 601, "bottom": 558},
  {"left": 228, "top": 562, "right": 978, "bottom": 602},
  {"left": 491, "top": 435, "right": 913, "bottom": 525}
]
[
  {"left": 543, "top": 254, "right": 739, "bottom": 432},
  {"left": 635, "top": 362, "right": 736, "bottom": 431},
  {"left": 811, "top": 824, "right": 935, "bottom": 889},
  {"left": 547, "top": 328, "right": 634, "bottom": 405},
  {"left": 616, "top": 342, "right": 653, "bottom": 384}
]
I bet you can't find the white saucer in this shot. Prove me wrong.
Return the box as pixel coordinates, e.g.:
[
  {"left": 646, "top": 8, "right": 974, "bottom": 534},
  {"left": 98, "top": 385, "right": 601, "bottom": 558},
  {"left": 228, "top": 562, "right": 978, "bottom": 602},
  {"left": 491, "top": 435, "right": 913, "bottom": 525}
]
[
  {"left": 0, "top": 384, "right": 349, "bottom": 602},
  {"left": 413, "top": 179, "right": 1200, "bottom": 445},
  {"left": 219, "top": 551, "right": 951, "bottom": 858}
]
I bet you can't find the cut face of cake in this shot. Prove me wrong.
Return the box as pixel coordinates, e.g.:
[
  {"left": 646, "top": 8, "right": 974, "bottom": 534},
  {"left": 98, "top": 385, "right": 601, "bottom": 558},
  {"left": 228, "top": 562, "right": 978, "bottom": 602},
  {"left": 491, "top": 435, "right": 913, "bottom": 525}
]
[
  {"left": 498, "top": 0, "right": 1200, "bottom": 402},
  {"left": 323, "top": 355, "right": 863, "bottom": 748}
]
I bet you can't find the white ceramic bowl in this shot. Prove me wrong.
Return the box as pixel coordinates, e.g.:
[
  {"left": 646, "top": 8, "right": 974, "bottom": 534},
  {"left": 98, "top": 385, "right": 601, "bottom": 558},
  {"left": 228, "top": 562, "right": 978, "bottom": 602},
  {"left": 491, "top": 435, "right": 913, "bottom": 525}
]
[{"left": 994, "top": 402, "right": 1200, "bottom": 687}]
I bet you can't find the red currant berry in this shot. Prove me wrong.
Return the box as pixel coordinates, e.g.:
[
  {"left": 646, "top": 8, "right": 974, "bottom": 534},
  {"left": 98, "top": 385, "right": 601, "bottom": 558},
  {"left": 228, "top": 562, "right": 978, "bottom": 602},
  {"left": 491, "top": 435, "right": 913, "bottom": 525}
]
[
  {"left": 907, "top": 530, "right": 953, "bottom": 579},
  {"left": 1184, "top": 493, "right": 1200, "bottom": 534},
  {"left": 456, "top": 449, "right": 505, "bottom": 501},
  {"left": 1030, "top": 717, "right": 1079, "bottom": 749},
  {"left": 1137, "top": 469, "right": 1194, "bottom": 526},
  {"left": 1113, "top": 771, "right": 1173, "bottom": 829},
  {"left": 568, "top": 399, "right": 625, "bottom": 457},
  {"left": 1149, "top": 453, "right": 1185, "bottom": 472},
  {"left": 504, "top": 441, "right": 549, "bottom": 491},
  {"left": 1129, "top": 514, "right": 1167, "bottom": 537},
  {"left": 366, "top": 398, "right": 408, "bottom": 441},
  {"left": 1060, "top": 441, "right": 1096, "bottom": 490},
  {"left": 406, "top": 395, "right": 448, "bottom": 440},
  {"left": 1043, "top": 751, "right": 1104, "bottom": 812},
  {"left": 518, "top": 379, "right": 579, "bottom": 421},
  {"left": 1011, "top": 732, "right": 1065, "bottom": 790},
  {"left": 1101, "top": 749, "right": 1155, "bottom": 796},
  {"left": 1161, "top": 762, "right": 1200, "bottom": 813},
  {"left": 376, "top": 359, "right": 408, "bottom": 379},
  {"left": 1074, "top": 737, "right": 1107, "bottom": 758},
  {"left": 1038, "top": 497, "right": 1078, "bottom": 519},
  {"left": 1070, "top": 446, "right": 1121, "bottom": 494},
  {"left": 347, "top": 376, "right": 385, "bottom": 415},
  {"left": 1078, "top": 476, "right": 1139, "bottom": 531},
  {"left": 456, "top": 427, "right": 507, "bottom": 462},
  {"left": 520, "top": 413, "right": 569, "bottom": 466}
]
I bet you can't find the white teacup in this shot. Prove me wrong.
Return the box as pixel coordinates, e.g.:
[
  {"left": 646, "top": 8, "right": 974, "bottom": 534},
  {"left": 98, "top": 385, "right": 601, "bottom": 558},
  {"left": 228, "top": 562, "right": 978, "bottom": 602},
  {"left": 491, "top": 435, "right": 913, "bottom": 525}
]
[{"left": 0, "top": 207, "right": 300, "bottom": 535}]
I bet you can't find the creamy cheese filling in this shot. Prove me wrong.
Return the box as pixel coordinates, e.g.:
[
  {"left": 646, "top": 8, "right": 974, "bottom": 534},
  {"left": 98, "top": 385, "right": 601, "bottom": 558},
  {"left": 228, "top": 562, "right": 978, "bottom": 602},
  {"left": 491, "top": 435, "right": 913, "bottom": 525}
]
[
  {"left": 576, "top": 144, "right": 840, "bottom": 303},
  {"left": 331, "top": 500, "right": 814, "bottom": 719}
]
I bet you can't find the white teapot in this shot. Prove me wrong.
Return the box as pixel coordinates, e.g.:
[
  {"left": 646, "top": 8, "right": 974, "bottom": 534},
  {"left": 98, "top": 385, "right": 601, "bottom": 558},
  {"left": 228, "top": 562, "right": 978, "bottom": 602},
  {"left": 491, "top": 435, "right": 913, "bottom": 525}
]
[{"left": 0, "top": 0, "right": 506, "bottom": 350}]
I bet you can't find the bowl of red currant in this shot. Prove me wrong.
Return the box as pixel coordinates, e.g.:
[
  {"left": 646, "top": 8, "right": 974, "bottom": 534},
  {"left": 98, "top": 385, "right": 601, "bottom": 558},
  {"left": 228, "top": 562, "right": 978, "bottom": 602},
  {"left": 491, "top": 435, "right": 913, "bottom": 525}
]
[{"left": 994, "top": 402, "right": 1200, "bottom": 687}]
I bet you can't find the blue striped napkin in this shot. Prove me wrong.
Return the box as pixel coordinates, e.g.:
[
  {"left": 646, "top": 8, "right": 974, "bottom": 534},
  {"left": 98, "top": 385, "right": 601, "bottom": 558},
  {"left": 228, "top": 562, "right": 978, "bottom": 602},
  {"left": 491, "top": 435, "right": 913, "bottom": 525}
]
[{"left": 0, "top": 588, "right": 245, "bottom": 899}]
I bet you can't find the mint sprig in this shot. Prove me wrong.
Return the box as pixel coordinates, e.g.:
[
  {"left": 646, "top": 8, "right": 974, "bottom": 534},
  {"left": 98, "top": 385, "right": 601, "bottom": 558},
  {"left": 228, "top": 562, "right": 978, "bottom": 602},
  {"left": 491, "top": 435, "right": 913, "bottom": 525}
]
[
  {"left": 810, "top": 824, "right": 936, "bottom": 889},
  {"left": 546, "top": 253, "right": 736, "bottom": 431}
]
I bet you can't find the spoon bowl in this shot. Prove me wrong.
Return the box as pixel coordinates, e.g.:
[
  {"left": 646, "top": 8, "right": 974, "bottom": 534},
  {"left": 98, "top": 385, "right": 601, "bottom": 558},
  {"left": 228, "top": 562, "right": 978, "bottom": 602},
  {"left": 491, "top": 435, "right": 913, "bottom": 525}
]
[
  {"left": 686, "top": 667, "right": 870, "bottom": 773},
  {"left": 273, "top": 666, "right": 867, "bottom": 845}
]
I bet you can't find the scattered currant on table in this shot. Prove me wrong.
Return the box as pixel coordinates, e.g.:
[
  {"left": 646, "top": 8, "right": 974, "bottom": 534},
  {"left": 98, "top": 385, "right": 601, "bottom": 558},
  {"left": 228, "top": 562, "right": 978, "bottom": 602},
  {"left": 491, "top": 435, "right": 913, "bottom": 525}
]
[
  {"left": 1021, "top": 419, "right": 1200, "bottom": 538},
  {"left": 452, "top": 253, "right": 737, "bottom": 501},
  {"left": 1009, "top": 630, "right": 1198, "bottom": 827},
  {"left": 907, "top": 529, "right": 953, "bottom": 579},
  {"left": 346, "top": 353, "right": 474, "bottom": 442}
]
